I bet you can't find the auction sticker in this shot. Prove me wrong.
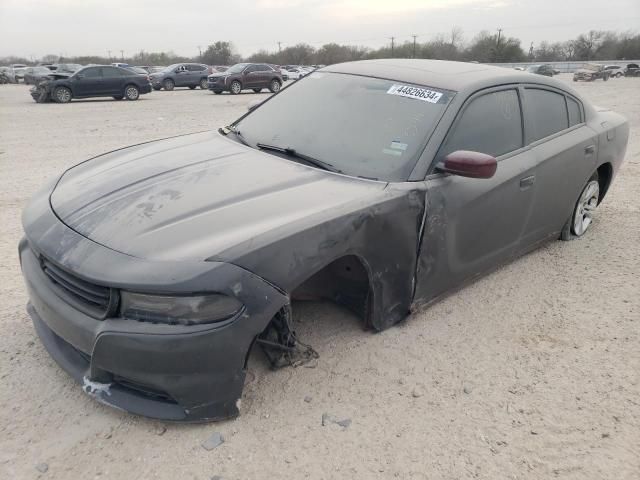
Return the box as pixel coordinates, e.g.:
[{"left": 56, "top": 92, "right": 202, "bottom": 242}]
[{"left": 387, "top": 84, "right": 443, "bottom": 103}]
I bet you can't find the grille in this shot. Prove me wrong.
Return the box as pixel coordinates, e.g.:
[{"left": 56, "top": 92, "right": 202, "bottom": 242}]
[{"left": 40, "top": 257, "right": 117, "bottom": 318}]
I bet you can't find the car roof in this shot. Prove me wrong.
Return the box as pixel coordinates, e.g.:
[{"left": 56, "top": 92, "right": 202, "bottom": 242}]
[{"left": 322, "top": 59, "right": 567, "bottom": 95}]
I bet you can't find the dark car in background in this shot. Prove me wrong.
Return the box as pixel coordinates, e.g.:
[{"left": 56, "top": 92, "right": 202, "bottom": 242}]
[
  {"left": 526, "top": 64, "right": 555, "bottom": 76},
  {"left": 573, "top": 63, "right": 611, "bottom": 81},
  {"left": 624, "top": 63, "right": 640, "bottom": 77},
  {"left": 30, "top": 65, "right": 152, "bottom": 103},
  {"left": 20, "top": 60, "right": 628, "bottom": 422},
  {"left": 53, "top": 63, "right": 83, "bottom": 74},
  {"left": 207, "top": 63, "right": 283, "bottom": 94},
  {"left": 149, "top": 63, "right": 209, "bottom": 91},
  {"left": 24, "top": 66, "right": 56, "bottom": 85}
]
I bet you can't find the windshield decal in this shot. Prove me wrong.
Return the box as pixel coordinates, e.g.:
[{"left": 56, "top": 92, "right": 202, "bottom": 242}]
[{"left": 387, "top": 84, "right": 443, "bottom": 104}]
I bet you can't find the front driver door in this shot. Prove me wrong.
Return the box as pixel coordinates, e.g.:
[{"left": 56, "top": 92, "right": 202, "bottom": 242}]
[
  {"left": 414, "top": 86, "right": 537, "bottom": 304},
  {"left": 73, "top": 67, "right": 103, "bottom": 96},
  {"left": 174, "top": 65, "right": 189, "bottom": 87}
]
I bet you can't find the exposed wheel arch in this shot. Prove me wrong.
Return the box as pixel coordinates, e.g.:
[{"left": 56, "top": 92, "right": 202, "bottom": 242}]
[
  {"left": 290, "top": 254, "right": 374, "bottom": 329},
  {"left": 596, "top": 162, "right": 613, "bottom": 204}
]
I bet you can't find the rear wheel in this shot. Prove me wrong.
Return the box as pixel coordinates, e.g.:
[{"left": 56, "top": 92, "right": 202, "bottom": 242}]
[
  {"left": 124, "top": 85, "right": 140, "bottom": 100},
  {"left": 230, "top": 80, "right": 242, "bottom": 95},
  {"left": 200, "top": 78, "right": 208, "bottom": 89},
  {"left": 153, "top": 85, "right": 161, "bottom": 91},
  {"left": 269, "top": 79, "right": 281, "bottom": 93},
  {"left": 561, "top": 173, "right": 599, "bottom": 240},
  {"left": 53, "top": 86, "right": 72, "bottom": 103},
  {"left": 163, "top": 79, "right": 175, "bottom": 91}
]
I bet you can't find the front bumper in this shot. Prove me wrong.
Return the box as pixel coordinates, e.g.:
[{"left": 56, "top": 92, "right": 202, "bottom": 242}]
[
  {"left": 139, "top": 83, "right": 152, "bottom": 94},
  {"left": 20, "top": 190, "right": 288, "bottom": 421}
]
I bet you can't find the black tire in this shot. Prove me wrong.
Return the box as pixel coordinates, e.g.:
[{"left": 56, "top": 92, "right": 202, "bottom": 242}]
[
  {"left": 200, "top": 78, "right": 208, "bottom": 89},
  {"left": 163, "top": 79, "right": 175, "bottom": 91},
  {"left": 188, "top": 85, "right": 196, "bottom": 90},
  {"left": 213, "top": 90, "right": 223, "bottom": 95},
  {"left": 253, "top": 88, "right": 262, "bottom": 93},
  {"left": 560, "top": 172, "right": 599, "bottom": 241},
  {"left": 153, "top": 85, "right": 161, "bottom": 91},
  {"left": 616, "top": 72, "right": 623, "bottom": 78},
  {"left": 229, "top": 80, "right": 242, "bottom": 95},
  {"left": 603, "top": 75, "right": 609, "bottom": 81},
  {"left": 124, "top": 84, "right": 140, "bottom": 101},
  {"left": 53, "top": 86, "right": 72, "bottom": 103},
  {"left": 268, "top": 79, "right": 281, "bottom": 93},
  {"left": 113, "top": 95, "right": 124, "bottom": 100}
]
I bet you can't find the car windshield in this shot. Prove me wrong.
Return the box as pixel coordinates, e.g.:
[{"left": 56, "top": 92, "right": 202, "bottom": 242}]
[
  {"left": 34, "top": 67, "right": 51, "bottom": 74},
  {"left": 582, "top": 64, "right": 600, "bottom": 71},
  {"left": 526, "top": 65, "right": 540, "bottom": 72},
  {"left": 227, "top": 63, "right": 249, "bottom": 74},
  {"left": 234, "top": 72, "right": 454, "bottom": 181}
]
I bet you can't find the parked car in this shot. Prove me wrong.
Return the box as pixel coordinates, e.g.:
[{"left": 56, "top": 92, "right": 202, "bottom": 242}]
[
  {"left": 284, "top": 67, "right": 303, "bottom": 80},
  {"left": 207, "top": 63, "right": 283, "bottom": 94},
  {"left": 149, "top": 63, "right": 210, "bottom": 91},
  {"left": 0, "top": 66, "right": 17, "bottom": 83},
  {"left": 124, "top": 66, "right": 151, "bottom": 76},
  {"left": 279, "top": 68, "right": 289, "bottom": 81},
  {"left": 19, "top": 59, "right": 628, "bottom": 422},
  {"left": 604, "top": 65, "right": 625, "bottom": 78},
  {"left": 29, "top": 65, "right": 152, "bottom": 103},
  {"left": 573, "top": 63, "right": 611, "bottom": 81},
  {"left": 23, "top": 66, "right": 56, "bottom": 85},
  {"left": 10, "top": 64, "right": 28, "bottom": 82},
  {"left": 624, "top": 63, "right": 640, "bottom": 77},
  {"left": 54, "top": 63, "right": 83, "bottom": 74},
  {"left": 526, "top": 64, "right": 555, "bottom": 76}
]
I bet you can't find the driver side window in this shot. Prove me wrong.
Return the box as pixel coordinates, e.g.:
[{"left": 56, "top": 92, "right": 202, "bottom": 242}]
[
  {"left": 81, "top": 68, "right": 102, "bottom": 78},
  {"left": 439, "top": 89, "right": 523, "bottom": 160}
]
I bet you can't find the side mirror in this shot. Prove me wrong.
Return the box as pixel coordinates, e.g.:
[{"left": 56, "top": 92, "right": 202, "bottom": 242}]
[{"left": 439, "top": 150, "right": 497, "bottom": 179}]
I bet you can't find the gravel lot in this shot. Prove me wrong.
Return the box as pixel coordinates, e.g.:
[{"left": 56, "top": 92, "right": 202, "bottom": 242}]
[{"left": 0, "top": 75, "right": 638, "bottom": 480}]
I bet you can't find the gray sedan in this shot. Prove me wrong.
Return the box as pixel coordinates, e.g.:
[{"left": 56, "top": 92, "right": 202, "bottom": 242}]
[{"left": 20, "top": 59, "right": 628, "bottom": 422}]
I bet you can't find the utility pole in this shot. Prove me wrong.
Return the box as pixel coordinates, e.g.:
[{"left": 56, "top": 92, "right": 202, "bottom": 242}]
[
  {"left": 496, "top": 28, "right": 503, "bottom": 46},
  {"left": 390, "top": 36, "right": 395, "bottom": 56},
  {"left": 120, "top": 50, "right": 124, "bottom": 62},
  {"left": 198, "top": 45, "right": 202, "bottom": 59},
  {"left": 278, "top": 41, "right": 282, "bottom": 53},
  {"left": 107, "top": 50, "right": 111, "bottom": 60},
  {"left": 411, "top": 34, "right": 418, "bottom": 58}
]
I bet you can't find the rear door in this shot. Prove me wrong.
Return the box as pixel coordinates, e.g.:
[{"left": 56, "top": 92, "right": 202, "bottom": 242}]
[
  {"left": 520, "top": 87, "right": 597, "bottom": 244},
  {"left": 415, "top": 86, "right": 538, "bottom": 303},
  {"left": 255, "top": 64, "right": 273, "bottom": 87},
  {"left": 242, "top": 65, "right": 259, "bottom": 87},
  {"left": 101, "top": 66, "right": 125, "bottom": 95}
]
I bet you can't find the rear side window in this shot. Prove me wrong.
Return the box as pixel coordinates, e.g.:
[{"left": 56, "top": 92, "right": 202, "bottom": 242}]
[
  {"left": 526, "top": 88, "right": 569, "bottom": 141},
  {"left": 567, "top": 96, "right": 582, "bottom": 126},
  {"left": 102, "top": 67, "right": 123, "bottom": 77},
  {"left": 440, "top": 89, "right": 523, "bottom": 159},
  {"left": 188, "top": 64, "right": 206, "bottom": 71}
]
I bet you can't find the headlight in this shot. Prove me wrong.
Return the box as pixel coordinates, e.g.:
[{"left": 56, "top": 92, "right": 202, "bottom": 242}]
[{"left": 120, "top": 292, "right": 243, "bottom": 325}]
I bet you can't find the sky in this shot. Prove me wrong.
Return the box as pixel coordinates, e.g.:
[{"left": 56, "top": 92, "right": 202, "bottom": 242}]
[{"left": 0, "top": 0, "right": 638, "bottom": 60}]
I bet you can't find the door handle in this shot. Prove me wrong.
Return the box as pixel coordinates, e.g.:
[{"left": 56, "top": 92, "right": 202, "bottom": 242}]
[
  {"left": 519, "top": 175, "right": 535, "bottom": 189},
  {"left": 585, "top": 145, "right": 596, "bottom": 154}
]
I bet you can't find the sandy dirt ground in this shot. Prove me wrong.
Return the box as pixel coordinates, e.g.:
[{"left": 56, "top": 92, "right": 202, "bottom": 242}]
[{"left": 0, "top": 75, "right": 638, "bottom": 480}]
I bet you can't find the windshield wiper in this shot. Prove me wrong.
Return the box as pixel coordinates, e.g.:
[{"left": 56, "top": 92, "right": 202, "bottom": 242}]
[
  {"left": 220, "top": 125, "right": 249, "bottom": 147},
  {"left": 256, "top": 143, "right": 342, "bottom": 174}
]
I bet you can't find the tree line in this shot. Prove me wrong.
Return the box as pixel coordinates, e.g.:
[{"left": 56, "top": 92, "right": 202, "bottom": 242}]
[{"left": 2, "top": 30, "right": 639, "bottom": 67}]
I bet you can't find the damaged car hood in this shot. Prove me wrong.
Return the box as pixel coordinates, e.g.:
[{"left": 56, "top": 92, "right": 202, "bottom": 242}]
[{"left": 50, "top": 131, "right": 387, "bottom": 261}]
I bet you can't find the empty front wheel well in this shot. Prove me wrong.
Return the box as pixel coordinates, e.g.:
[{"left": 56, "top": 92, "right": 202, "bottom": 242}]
[
  {"left": 291, "top": 255, "right": 373, "bottom": 328},
  {"left": 596, "top": 163, "right": 613, "bottom": 203}
]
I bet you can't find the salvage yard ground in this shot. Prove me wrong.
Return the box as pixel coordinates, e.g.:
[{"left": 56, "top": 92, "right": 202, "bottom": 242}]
[{"left": 0, "top": 75, "right": 638, "bottom": 479}]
